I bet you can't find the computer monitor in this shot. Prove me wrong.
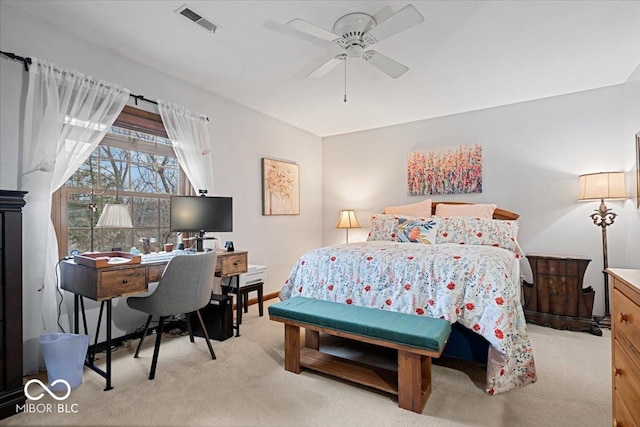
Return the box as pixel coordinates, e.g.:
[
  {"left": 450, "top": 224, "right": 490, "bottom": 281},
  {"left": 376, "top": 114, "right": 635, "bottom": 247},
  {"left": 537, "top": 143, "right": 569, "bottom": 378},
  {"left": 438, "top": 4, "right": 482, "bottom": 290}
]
[{"left": 170, "top": 196, "right": 233, "bottom": 251}]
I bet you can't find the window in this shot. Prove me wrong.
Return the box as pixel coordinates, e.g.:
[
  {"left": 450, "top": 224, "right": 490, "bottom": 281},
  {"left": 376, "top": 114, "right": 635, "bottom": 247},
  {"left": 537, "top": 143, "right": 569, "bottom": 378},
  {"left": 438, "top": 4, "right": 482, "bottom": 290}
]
[{"left": 53, "top": 107, "right": 188, "bottom": 257}]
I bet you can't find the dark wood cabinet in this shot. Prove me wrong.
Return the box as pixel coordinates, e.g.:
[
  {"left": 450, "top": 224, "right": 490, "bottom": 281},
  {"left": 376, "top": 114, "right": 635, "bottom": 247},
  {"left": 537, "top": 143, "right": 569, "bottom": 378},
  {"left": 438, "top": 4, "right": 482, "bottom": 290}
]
[
  {"left": 522, "top": 253, "right": 601, "bottom": 336},
  {"left": 0, "top": 190, "right": 27, "bottom": 419}
]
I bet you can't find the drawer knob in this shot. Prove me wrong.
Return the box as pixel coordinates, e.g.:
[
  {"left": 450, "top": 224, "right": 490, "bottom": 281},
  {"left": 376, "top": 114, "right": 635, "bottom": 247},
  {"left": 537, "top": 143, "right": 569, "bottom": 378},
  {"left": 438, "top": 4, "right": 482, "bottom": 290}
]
[
  {"left": 613, "top": 418, "right": 619, "bottom": 427},
  {"left": 614, "top": 367, "right": 622, "bottom": 376},
  {"left": 618, "top": 313, "right": 628, "bottom": 323},
  {"left": 122, "top": 279, "right": 128, "bottom": 284},
  {"left": 233, "top": 262, "right": 238, "bottom": 266}
]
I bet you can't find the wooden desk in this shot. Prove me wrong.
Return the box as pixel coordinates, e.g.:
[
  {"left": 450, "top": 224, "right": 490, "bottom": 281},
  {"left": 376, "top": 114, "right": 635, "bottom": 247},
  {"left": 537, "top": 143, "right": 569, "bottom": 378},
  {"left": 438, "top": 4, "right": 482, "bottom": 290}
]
[{"left": 59, "top": 250, "right": 248, "bottom": 390}]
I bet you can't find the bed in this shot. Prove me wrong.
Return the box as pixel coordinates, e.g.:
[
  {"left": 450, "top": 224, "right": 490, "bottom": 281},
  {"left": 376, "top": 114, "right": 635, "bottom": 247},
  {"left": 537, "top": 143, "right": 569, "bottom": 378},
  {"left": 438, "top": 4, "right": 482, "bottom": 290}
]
[{"left": 279, "top": 202, "right": 537, "bottom": 395}]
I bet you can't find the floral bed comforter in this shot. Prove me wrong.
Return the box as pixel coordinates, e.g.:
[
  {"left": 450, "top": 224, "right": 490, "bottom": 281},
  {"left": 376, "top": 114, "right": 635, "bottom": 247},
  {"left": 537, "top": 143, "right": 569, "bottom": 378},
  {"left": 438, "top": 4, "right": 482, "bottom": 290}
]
[{"left": 280, "top": 241, "right": 537, "bottom": 395}]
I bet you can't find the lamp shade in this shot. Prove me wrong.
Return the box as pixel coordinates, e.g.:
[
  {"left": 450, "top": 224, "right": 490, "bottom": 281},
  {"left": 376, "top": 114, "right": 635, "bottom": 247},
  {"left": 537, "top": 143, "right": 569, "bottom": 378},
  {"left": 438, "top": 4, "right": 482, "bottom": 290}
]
[
  {"left": 578, "top": 172, "right": 628, "bottom": 201},
  {"left": 336, "top": 209, "right": 361, "bottom": 229},
  {"left": 96, "top": 204, "right": 133, "bottom": 228}
]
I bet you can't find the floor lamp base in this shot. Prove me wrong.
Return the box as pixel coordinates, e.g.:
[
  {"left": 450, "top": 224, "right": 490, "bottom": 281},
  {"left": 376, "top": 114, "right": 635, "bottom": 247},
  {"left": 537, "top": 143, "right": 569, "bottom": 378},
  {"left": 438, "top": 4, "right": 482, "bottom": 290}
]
[{"left": 594, "top": 314, "right": 611, "bottom": 329}]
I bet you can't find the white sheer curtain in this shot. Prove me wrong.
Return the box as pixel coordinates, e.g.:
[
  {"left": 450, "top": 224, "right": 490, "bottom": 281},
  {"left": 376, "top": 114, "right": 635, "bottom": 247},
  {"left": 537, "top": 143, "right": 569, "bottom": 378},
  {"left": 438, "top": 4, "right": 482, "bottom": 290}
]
[
  {"left": 157, "top": 100, "right": 215, "bottom": 194},
  {"left": 20, "top": 58, "right": 129, "bottom": 374}
]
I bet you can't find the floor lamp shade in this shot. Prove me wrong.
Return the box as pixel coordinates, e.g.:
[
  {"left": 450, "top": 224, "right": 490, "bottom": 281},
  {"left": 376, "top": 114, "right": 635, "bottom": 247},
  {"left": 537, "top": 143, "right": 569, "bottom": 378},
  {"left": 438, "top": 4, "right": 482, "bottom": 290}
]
[
  {"left": 578, "top": 172, "right": 627, "bottom": 201},
  {"left": 336, "top": 209, "right": 361, "bottom": 243},
  {"left": 96, "top": 204, "right": 133, "bottom": 228}
]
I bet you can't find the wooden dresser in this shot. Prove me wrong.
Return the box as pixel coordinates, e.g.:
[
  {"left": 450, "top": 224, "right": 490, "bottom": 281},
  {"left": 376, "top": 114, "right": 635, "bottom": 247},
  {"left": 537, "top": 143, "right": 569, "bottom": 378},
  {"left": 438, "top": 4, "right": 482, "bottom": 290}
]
[
  {"left": 523, "top": 254, "right": 601, "bottom": 335},
  {"left": 0, "top": 190, "right": 27, "bottom": 419},
  {"left": 607, "top": 268, "right": 640, "bottom": 427}
]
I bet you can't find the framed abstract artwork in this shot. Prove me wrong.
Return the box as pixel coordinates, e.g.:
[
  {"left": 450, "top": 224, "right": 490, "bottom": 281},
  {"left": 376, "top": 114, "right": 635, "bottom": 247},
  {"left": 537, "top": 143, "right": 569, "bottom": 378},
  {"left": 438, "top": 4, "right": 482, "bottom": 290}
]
[
  {"left": 407, "top": 144, "right": 483, "bottom": 196},
  {"left": 262, "top": 158, "right": 300, "bottom": 215}
]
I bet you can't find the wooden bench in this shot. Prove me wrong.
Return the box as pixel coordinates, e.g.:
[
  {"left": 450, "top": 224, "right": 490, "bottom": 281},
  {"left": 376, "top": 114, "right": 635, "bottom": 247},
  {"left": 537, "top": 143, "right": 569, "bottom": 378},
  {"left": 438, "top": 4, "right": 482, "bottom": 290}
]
[{"left": 268, "top": 297, "right": 451, "bottom": 413}]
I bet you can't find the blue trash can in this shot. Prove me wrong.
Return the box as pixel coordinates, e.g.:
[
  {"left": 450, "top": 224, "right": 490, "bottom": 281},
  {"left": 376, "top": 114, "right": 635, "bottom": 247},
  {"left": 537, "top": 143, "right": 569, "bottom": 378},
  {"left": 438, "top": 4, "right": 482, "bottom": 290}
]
[{"left": 39, "top": 333, "right": 89, "bottom": 391}]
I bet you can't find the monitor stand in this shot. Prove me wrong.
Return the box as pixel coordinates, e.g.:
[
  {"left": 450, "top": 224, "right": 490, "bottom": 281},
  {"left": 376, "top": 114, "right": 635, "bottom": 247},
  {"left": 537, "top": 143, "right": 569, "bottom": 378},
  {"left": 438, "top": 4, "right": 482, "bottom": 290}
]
[{"left": 195, "top": 232, "right": 216, "bottom": 252}]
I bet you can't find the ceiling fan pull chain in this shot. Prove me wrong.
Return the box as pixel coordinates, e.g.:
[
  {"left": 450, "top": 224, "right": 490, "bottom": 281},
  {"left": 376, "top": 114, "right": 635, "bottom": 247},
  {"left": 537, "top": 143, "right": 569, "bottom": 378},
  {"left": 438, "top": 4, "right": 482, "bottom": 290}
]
[{"left": 344, "top": 59, "right": 347, "bottom": 103}]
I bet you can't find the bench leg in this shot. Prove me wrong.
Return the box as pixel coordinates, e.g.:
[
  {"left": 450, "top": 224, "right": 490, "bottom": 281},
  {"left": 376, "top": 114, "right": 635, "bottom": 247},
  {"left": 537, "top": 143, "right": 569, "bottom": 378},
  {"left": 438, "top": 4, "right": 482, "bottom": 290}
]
[
  {"left": 397, "top": 351, "right": 431, "bottom": 413},
  {"left": 304, "top": 329, "right": 319, "bottom": 350},
  {"left": 284, "top": 324, "right": 301, "bottom": 373}
]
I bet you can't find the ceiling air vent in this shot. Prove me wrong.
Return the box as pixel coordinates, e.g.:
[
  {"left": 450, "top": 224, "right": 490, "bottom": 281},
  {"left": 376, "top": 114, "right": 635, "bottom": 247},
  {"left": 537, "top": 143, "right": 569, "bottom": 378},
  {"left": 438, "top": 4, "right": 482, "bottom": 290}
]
[{"left": 175, "top": 4, "right": 220, "bottom": 34}]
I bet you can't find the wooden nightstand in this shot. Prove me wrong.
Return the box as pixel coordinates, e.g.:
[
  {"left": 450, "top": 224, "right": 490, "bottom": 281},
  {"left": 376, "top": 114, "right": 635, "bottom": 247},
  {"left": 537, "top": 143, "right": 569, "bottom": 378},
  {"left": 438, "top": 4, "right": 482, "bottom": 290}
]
[{"left": 522, "top": 253, "right": 601, "bottom": 336}]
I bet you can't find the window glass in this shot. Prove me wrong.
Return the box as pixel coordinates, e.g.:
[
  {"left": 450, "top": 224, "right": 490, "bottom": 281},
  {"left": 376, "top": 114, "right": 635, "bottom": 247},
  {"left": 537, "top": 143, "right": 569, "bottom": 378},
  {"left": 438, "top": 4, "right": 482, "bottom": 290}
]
[{"left": 61, "top": 126, "right": 181, "bottom": 254}]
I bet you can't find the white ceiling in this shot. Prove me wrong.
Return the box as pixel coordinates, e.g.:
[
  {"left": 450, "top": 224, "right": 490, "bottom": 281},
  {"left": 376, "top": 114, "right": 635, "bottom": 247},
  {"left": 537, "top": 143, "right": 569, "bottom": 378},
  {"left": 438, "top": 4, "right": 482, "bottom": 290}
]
[{"left": 3, "top": 1, "right": 639, "bottom": 137}]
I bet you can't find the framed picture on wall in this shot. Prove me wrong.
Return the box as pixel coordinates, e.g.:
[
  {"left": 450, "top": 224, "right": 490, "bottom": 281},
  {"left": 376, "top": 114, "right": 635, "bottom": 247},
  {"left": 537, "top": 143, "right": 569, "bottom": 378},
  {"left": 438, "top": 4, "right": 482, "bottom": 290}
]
[
  {"left": 636, "top": 133, "right": 640, "bottom": 208},
  {"left": 262, "top": 158, "right": 300, "bottom": 215}
]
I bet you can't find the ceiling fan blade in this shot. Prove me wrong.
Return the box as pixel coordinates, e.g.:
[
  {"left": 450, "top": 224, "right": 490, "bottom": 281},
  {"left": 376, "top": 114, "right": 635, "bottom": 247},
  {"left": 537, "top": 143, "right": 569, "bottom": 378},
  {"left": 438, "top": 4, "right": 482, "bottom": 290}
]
[
  {"left": 307, "top": 55, "right": 345, "bottom": 79},
  {"left": 287, "top": 18, "right": 339, "bottom": 42},
  {"left": 364, "top": 51, "right": 409, "bottom": 79},
  {"left": 365, "top": 4, "right": 424, "bottom": 43}
]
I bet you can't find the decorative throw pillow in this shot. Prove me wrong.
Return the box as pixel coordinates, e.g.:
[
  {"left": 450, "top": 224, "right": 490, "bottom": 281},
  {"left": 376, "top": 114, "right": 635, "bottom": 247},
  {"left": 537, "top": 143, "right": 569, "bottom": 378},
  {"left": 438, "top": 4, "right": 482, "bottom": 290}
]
[
  {"left": 435, "top": 216, "right": 524, "bottom": 258},
  {"left": 396, "top": 218, "right": 440, "bottom": 244},
  {"left": 434, "top": 203, "right": 497, "bottom": 219},
  {"left": 367, "top": 214, "right": 429, "bottom": 242},
  {"left": 384, "top": 198, "right": 432, "bottom": 217}
]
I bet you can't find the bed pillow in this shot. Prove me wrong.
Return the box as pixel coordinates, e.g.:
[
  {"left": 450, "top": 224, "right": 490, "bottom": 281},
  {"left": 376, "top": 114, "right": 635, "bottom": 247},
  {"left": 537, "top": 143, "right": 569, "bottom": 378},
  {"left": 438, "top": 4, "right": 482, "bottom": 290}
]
[
  {"left": 434, "top": 203, "right": 497, "bottom": 219},
  {"left": 384, "top": 199, "right": 432, "bottom": 217},
  {"left": 396, "top": 217, "right": 440, "bottom": 244},
  {"left": 367, "top": 214, "right": 429, "bottom": 242},
  {"left": 435, "top": 216, "right": 524, "bottom": 258}
]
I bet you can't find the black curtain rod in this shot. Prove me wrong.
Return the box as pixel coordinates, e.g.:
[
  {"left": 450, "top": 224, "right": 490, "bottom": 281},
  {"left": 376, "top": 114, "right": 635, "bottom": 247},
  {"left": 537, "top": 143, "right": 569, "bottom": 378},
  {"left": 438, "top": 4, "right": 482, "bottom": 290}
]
[
  {"left": 1, "top": 50, "right": 209, "bottom": 121},
  {"left": 130, "top": 93, "right": 158, "bottom": 106},
  {"left": 129, "top": 94, "right": 208, "bottom": 121},
  {"left": 0, "top": 50, "right": 32, "bottom": 71}
]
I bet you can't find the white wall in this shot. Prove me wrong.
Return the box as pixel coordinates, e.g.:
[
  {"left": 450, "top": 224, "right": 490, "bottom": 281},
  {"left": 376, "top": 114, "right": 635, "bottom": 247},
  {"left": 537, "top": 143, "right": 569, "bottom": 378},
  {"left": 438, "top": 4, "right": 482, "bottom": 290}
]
[
  {"left": 323, "top": 84, "right": 640, "bottom": 317},
  {"left": 0, "top": 6, "right": 322, "bottom": 339}
]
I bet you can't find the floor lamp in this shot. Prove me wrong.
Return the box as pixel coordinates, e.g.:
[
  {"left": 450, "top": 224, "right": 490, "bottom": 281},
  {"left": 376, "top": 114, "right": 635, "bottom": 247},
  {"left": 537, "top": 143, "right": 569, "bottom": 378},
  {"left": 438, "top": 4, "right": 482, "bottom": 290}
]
[
  {"left": 89, "top": 183, "right": 133, "bottom": 252},
  {"left": 336, "top": 209, "right": 361, "bottom": 243},
  {"left": 578, "top": 172, "right": 628, "bottom": 328}
]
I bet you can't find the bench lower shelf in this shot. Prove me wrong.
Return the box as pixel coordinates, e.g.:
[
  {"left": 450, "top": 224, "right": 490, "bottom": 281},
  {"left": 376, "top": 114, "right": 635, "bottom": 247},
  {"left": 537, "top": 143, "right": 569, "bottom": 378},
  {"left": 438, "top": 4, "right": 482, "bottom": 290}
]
[
  {"left": 292, "top": 327, "right": 433, "bottom": 413},
  {"left": 300, "top": 347, "right": 399, "bottom": 395}
]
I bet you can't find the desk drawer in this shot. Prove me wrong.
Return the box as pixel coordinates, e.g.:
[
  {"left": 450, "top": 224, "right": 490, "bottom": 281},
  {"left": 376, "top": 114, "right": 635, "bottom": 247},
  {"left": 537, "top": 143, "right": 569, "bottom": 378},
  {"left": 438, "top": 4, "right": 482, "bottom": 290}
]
[
  {"left": 99, "top": 267, "right": 147, "bottom": 299},
  {"left": 147, "top": 264, "right": 166, "bottom": 283},
  {"left": 218, "top": 253, "right": 247, "bottom": 276}
]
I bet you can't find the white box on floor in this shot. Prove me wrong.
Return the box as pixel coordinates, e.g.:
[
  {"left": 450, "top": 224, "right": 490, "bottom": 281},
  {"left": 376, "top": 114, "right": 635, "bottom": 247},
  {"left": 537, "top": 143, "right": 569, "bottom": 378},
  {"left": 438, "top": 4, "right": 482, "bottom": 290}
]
[{"left": 238, "top": 264, "right": 267, "bottom": 288}]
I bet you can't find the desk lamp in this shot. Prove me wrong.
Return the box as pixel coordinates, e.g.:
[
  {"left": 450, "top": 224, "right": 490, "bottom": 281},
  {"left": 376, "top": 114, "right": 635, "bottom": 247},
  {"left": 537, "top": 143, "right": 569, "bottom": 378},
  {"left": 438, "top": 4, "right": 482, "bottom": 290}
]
[
  {"left": 90, "top": 183, "right": 133, "bottom": 251},
  {"left": 336, "top": 209, "right": 361, "bottom": 243},
  {"left": 577, "top": 171, "right": 628, "bottom": 328}
]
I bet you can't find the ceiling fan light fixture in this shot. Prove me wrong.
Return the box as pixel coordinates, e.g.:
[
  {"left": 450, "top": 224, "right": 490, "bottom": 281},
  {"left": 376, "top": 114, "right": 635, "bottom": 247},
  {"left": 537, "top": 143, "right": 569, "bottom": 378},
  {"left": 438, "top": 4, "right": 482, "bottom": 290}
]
[{"left": 346, "top": 45, "right": 364, "bottom": 59}]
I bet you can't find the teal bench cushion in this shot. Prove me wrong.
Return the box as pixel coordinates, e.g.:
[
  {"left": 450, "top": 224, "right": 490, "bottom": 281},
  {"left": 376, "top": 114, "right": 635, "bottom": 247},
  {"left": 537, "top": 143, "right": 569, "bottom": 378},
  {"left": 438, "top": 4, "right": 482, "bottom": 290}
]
[{"left": 269, "top": 297, "right": 451, "bottom": 352}]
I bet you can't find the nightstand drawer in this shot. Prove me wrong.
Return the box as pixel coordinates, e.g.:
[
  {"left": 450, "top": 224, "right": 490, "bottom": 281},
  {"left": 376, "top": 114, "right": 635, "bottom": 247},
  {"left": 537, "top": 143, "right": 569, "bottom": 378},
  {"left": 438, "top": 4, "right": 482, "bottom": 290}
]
[
  {"left": 99, "top": 267, "right": 147, "bottom": 299},
  {"left": 613, "top": 288, "right": 640, "bottom": 347},
  {"left": 217, "top": 252, "right": 248, "bottom": 276}
]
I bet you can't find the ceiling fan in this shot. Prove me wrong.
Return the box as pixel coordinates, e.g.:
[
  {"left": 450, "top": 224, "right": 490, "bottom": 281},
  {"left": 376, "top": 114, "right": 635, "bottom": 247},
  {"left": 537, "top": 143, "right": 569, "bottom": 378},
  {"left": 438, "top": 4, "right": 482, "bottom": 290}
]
[{"left": 287, "top": 4, "right": 424, "bottom": 80}]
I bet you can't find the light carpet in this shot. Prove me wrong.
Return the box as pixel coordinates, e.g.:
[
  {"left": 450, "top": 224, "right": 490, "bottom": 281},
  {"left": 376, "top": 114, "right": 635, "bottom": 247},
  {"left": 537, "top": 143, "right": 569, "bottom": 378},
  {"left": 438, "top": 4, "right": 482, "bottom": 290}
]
[{"left": 8, "top": 300, "right": 611, "bottom": 427}]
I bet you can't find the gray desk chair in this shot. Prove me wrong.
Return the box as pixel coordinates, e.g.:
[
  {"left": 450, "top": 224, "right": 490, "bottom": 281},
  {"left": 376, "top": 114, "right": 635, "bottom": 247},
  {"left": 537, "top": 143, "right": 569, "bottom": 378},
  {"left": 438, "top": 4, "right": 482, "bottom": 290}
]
[{"left": 127, "top": 251, "right": 218, "bottom": 380}]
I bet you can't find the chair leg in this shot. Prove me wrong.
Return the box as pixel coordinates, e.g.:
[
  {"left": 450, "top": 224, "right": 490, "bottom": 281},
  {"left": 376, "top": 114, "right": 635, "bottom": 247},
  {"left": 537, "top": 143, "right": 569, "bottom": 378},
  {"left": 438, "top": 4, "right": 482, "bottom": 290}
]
[
  {"left": 195, "top": 309, "right": 216, "bottom": 360},
  {"left": 149, "top": 316, "right": 165, "bottom": 380},
  {"left": 243, "top": 289, "right": 249, "bottom": 313},
  {"left": 186, "top": 314, "right": 195, "bottom": 343},
  {"left": 134, "top": 315, "right": 153, "bottom": 358}
]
